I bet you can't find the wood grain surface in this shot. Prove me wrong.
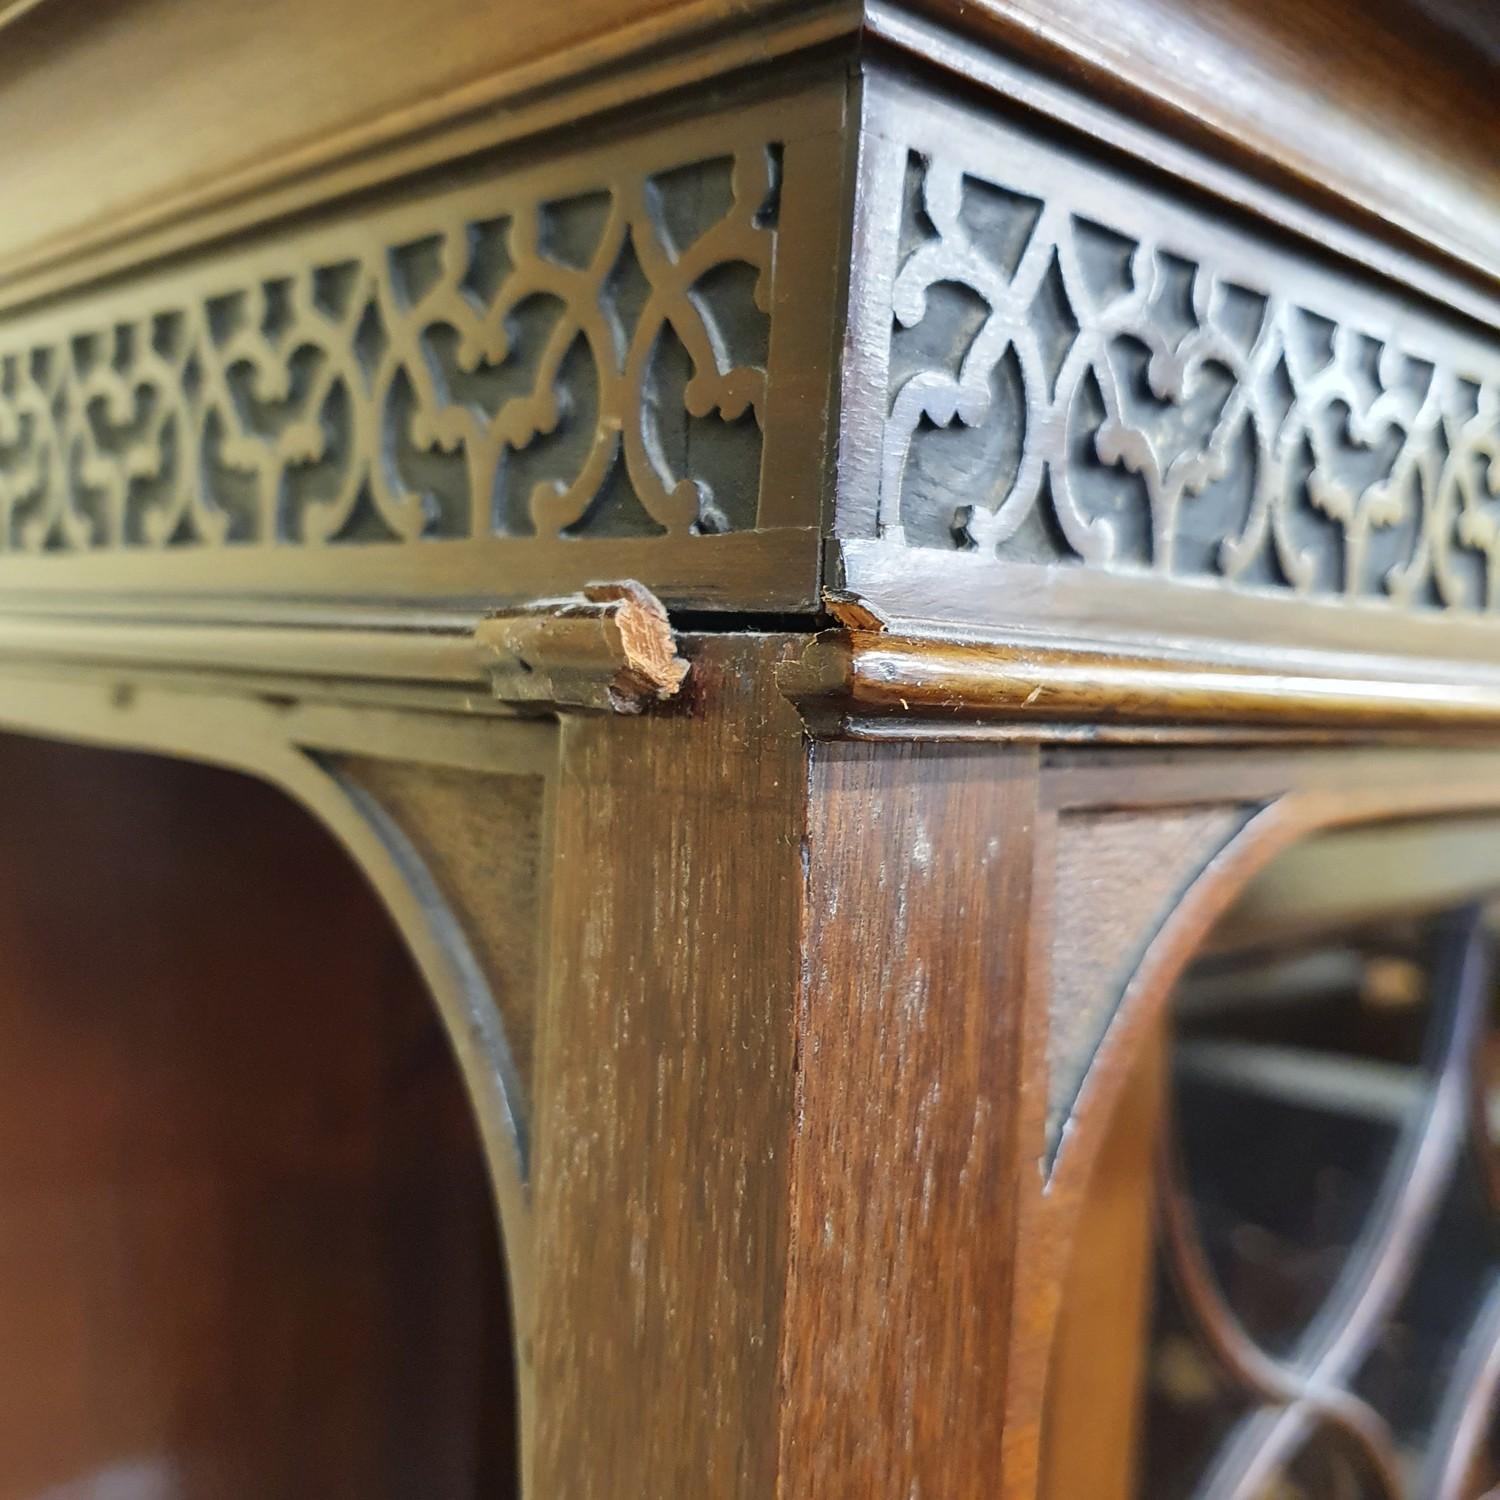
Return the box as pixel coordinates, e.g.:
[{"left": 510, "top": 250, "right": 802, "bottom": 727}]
[
  {"left": 0, "top": 0, "right": 803, "bottom": 294},
  {"left": 912, "top": 0, "right": 1500, "bottom": 284},
  {"left": 1047, "top": 806, "right": 1247, "bottom": 1152},
  {"left": 778, "top": 741, "right": 1040, "bottom": 1497},
  {"left": 1039, "top": 1032, "right": 1165, "bottom": 1500},
  {"left": 3, "top": 0, "right": 1491, "bottom": 315},
  {"left": 334, "top": 757, "right": 547, "bottom": 1121},
  {"left": 784, "top": 631, "right": 1500, "bottom": 740},
  {"left": 531, "top": 636, "right": 809, "bottom": 1498}
]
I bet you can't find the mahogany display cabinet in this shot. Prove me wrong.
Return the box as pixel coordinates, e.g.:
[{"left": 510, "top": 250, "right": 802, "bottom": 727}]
[{"left": 0, "top": 1, "right": 1497, "bottom": 1496}]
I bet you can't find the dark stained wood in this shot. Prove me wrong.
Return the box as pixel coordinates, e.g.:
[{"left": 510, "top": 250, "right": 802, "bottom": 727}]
[
  {"left": 334, "top": 757, "right": 547, "bottom": 1117},
  {"left": 1040, "top": 1032, "right": 1164, "bottom": 1500},
  {"left": 0, "top": 732, "right": 515, "bottom": 1499},
  {"left": 531, "top": 636, "right": 809, "bottom": 1499},
  {"left": 1013, "top": 747, "right": 1500, "bottom": 1500},
  {"left": 834, "top": 545, "right": 1500, "bottom": 683},
  {"left": 908, "top": 0, "right": 1500, "bottom": 287},
  {"left": 10, "top": 650, "right": 1500, "bottom": 1499},
  {"left": 0, "top": 0, "right": 1493, "bottom": 1488},
  {"left": 777, "top": 741, "right": 1039, "bottom": 1497},
  {"left": 1, "top": 0, "right": 1493, "bottom": 321},
  {"left": 1046, "top": 806, "right": 1246, "bottom": 1151},
  {"left": 784, "top": 630, "right": 1500, "bottom": 740},
  {"left": 1035, "top": 750, "right": 1500, "bottom": 1226},
  {"left": 997, "top": 790, "right": 1256, "bottom": 1498},
  {"left": 0, "top": 0, "right": 839, "bottom": 303}
]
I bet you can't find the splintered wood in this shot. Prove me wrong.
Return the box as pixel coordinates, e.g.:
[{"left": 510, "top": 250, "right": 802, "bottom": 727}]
[{"left": 475, "top": 581, "right": 689, "bottom": 714}]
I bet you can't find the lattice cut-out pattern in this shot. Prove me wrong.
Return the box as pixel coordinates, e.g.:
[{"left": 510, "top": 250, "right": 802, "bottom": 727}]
[
  {"left": 0, "top": 145, "right": 782, "bottom": 551},
  {"left": 881, "top": 152, "right": 1500, "bottom": 610}
]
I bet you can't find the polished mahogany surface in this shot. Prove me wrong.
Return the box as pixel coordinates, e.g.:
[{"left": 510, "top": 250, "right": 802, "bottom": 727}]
[
  {"left": 930, "top": 0, "right": 1500, "bottom": 282},
  {"left": 0, "top": 734, "right": 516, "bottom": 1499}
]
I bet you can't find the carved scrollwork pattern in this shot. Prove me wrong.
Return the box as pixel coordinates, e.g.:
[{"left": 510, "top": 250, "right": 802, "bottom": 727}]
[
  {"left": 881, "top": 151, "right": 1500, "bottom": 610},
  {"left": 0, "top": 145, "right": 781, "bottom": 551}
]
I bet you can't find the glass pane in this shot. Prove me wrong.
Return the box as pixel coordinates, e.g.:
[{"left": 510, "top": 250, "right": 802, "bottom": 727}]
[
  {"left": 1137, "top": 889, "right": 1500, "bottom": 1499},
  {"left": 1172, "top": 930, "right": 1433, "bottom": 1355}
]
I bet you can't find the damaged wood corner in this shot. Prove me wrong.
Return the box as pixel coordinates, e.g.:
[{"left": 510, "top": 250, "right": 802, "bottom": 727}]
[
  {"left": 822, "top": 588, "right": 890, "bottom": 634},
  {"left": 475, "top": 581, "right": 689, "bottom": 715},
  {"left": 774, "top": 585, "right": 889, "bottom": 736}
]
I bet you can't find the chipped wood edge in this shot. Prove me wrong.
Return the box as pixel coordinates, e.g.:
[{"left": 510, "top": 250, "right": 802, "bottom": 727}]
[
  {"left": 475, "top": 581, "right": 690, "bottom": 714},
  {"left": 0, "top": 580, "right": 689, "bottom": 715}
]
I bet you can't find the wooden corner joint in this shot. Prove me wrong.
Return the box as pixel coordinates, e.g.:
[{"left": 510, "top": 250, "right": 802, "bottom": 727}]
[{"left": 474, "top": 580, "right": 689, "bottom": 714}]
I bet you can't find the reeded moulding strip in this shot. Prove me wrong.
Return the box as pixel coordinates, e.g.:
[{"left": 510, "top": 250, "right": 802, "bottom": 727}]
[{"left": 0, "top": 579, "right": 689, "bottom": 714}]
